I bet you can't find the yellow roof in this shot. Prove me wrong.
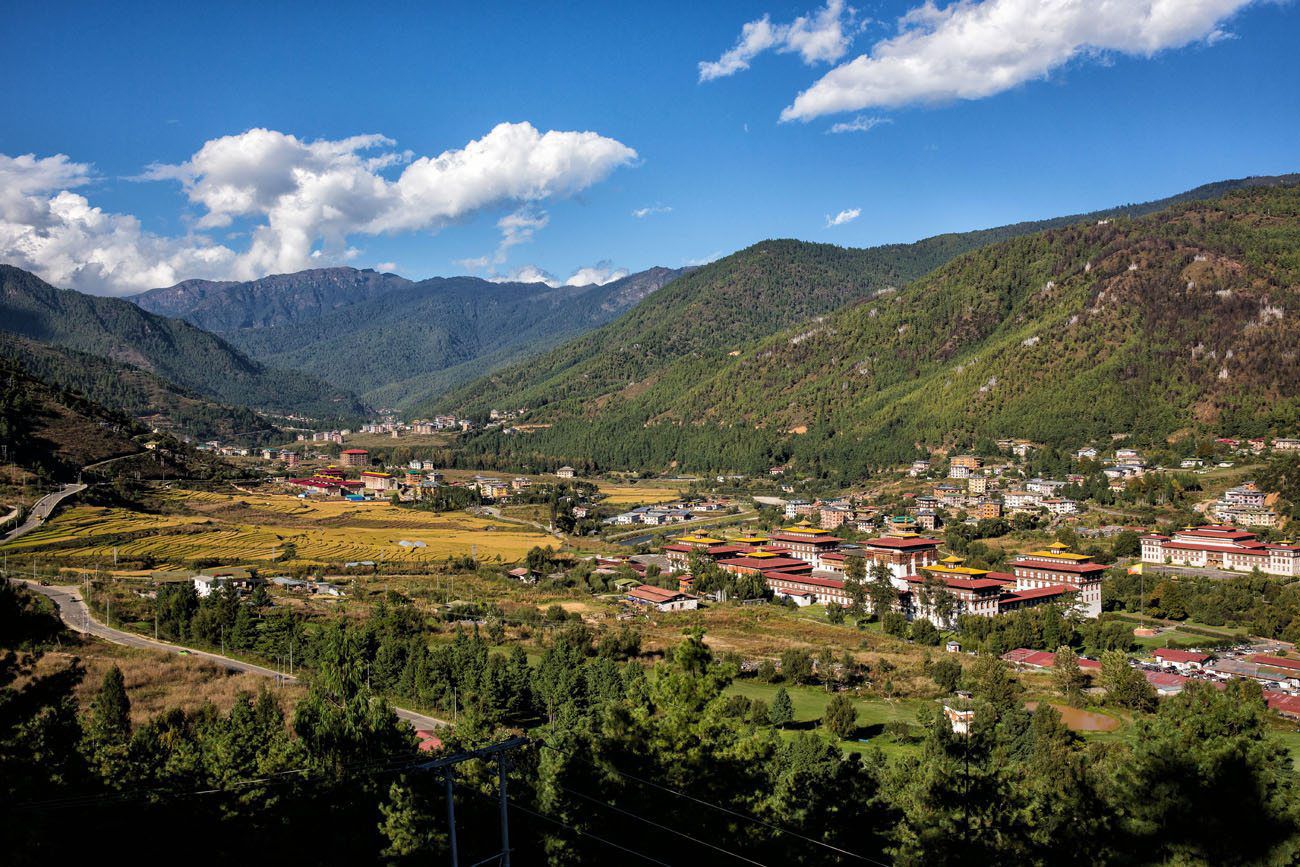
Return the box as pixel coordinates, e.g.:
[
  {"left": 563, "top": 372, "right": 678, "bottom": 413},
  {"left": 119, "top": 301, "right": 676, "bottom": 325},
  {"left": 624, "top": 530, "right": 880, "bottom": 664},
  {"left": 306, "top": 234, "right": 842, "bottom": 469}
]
[
  {"left": 939, "top": 555, "right": 965, "bottom": 564},
  {"left": 1025, "top": 550, "right": 1090, "bottom": 561},
  {"left": 781, "top": 525, "right": 830, "bottom": 535},
  {"left": 745, "top": 550, "right": 781, "bottom": 558},
  {"left": 1047, "top": 541, "right": 1070, "bottom": 550},
  {"left": 678, "top": 535, "right": 725, "bottom": 545},
  {"left": 925, "top": 563, "right": 991, "bottom": 577},
  {"left": 885, "top": 530, "right": 920, "bottom": 538},
  {"left": 731, "top": 534, "right": 770, "bottom": 544}
]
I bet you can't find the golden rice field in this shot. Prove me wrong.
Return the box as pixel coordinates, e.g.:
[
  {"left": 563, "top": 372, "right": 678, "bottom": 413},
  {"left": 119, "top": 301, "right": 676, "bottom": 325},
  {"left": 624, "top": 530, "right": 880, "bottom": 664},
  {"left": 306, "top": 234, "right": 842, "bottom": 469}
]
[
  {"left": 595, "top": 482, "right": 689, "bottom": 506},
  {"left": 4, "top": 489, "right": 554, "bottom": 566}
]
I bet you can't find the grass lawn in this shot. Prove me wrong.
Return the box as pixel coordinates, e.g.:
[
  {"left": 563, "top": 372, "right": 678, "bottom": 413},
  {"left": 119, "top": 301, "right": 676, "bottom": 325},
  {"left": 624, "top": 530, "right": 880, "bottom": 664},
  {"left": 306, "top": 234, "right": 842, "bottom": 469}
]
[{"left": 725, "top": 680, "right": 930, "bottom": 757}]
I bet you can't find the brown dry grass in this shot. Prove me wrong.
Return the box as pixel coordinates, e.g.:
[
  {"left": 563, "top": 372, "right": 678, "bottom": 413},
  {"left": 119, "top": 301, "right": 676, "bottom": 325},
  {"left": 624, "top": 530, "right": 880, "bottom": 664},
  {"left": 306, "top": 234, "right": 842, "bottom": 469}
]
[{"left": 37, "top": 638, "right": 304, "bottom": 725}]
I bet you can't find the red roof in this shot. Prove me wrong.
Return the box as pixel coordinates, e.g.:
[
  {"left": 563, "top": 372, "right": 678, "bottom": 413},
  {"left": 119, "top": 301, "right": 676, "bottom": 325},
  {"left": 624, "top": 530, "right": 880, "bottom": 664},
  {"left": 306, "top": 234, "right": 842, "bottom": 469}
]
[
  {"left": 717, "top": 556, "right": 810, "bottom": 572},
  {"left": 985, "top": 571, "right": 1017, "bottom": 583},
  {"left": 900, "top": 573, "right": 1006, "bottom": 592},
  {"left": 1001, "top": 648, "right": 1100, "bottom": 670},
  {"left": 768, "top": 533, "right": 844, "bottom": 545},
  {"left": 1001, "top": 585, "right": 1078, "bottom": 602},
  {"left": 866, "top": 536, "right": 942, "bottom": 550},
  {"left": 1012, "top": 558, "right": 1107, "bottom": 575},
  {"left": 1266, "top": 693, "right": 1300, "bottom": 717},
  {"left": 1145, "top": 671, "right": 1190, "bottom": 690},
  {"left": 1154, "top": 648, "right": 1211, "bottom": 664},
  {"left": 1163, "top": 541, "right": 1268, "bottom": 555},
  {"left": 341, "top": 448, "right": 369, "bottom": 455},
  {"left": 765, "top": 571, "right": 846, "bottom": 590},
  {"left": 1248, "top": 654, "right": 1300, "bottom": 672},
  {"left": 627, "top": 584, "right": 694, "bottom": 604}
]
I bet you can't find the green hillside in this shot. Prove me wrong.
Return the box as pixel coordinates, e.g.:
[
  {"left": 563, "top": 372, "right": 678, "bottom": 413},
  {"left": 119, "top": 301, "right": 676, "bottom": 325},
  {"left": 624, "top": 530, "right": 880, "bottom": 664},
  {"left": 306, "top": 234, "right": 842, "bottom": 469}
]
[
  {"left": 0, "top": 266, "right": 366, "bottom": 422},
  {"left": 0, "top": 334, "right": 280, "bottom": 444},
  {"left": 452, "top": 183, "right": 1300, "bottom": 476},
  {"left": 221, "top": 267, "right": 686, "bottom": 408},
  {"left": 439, "top": 174, "right": 1299, "bottom": 424}
]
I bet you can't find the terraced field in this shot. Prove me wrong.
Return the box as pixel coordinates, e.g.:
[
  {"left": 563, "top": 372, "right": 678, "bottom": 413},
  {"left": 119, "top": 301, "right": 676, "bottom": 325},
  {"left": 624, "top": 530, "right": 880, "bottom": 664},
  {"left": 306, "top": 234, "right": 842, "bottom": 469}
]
[{"left": 3, "top": 489, "right": 553, "bottom": 566}]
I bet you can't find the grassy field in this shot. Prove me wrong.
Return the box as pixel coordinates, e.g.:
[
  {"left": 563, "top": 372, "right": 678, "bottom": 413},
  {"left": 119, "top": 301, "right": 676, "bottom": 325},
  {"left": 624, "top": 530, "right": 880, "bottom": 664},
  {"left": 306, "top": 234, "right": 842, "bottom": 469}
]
[
  {"left": 725, "top": 680, "right": 930, "bottom": 756},
  {"left": 33, "top": 637, "right": 305, "bottom": 724},
  {"left": 2, "top": 488, "right": 555, "bottom": 567}
]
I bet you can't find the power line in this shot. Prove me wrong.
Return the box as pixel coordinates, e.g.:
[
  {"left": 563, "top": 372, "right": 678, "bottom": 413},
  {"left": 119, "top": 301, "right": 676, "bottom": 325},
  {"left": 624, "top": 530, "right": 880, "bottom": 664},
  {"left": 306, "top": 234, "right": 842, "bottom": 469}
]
[
  {"left": 459, "top": 786, "right": 669, "bottom": 867},
  {"left": 554, "top": 781, "right": 770, "bottom": 867},
  {"left": 539, "top": 741, "right": 890, "bottom": 866}
]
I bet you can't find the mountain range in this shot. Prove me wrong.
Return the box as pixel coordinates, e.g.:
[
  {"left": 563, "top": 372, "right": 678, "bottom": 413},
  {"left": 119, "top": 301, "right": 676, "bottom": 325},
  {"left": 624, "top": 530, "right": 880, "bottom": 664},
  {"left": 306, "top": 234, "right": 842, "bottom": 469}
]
[
  {"left": 133, "top": 266, "right": 688, "bottom": 409},
  {"left": 444, "top": 177, "right": 1300, "bottom": 476},
  {"left": 3, "top": 173, "right": 1297, "bottom": 471},
  {"left": 0, "top": 265, "right": 365, "bottom": 426}
]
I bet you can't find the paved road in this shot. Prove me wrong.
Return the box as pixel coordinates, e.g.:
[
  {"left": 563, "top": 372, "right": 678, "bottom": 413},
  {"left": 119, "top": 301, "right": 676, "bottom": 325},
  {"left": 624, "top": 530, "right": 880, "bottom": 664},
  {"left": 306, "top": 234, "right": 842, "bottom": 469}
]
[
  {"left": 1, "top": 483, "right": 86, "bottom": 543},
  {"left": 16, "top": 578, "right": 447, "bottom": 731}
]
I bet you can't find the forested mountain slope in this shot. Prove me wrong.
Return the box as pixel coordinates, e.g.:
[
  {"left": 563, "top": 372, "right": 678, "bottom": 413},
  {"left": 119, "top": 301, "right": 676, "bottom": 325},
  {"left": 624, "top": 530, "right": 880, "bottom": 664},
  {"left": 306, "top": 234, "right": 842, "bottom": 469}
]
[
  {"left": 454, "top": 183, "right": 1300, "bottom": 476},
  {"left": 0, "top": 266, "right": 365, "bottom": 421},
  {"left": 0, "top": 334, "right": 279, "bottom": 444},
  {"left": 133, "top": 267, "right": 414, "bottom": 331},
  {"left": 220, "top": 267, "right": 686, "bottom": 407},
  {"left": 440, "top": 174, "right": 1299, "bottom": 423}
]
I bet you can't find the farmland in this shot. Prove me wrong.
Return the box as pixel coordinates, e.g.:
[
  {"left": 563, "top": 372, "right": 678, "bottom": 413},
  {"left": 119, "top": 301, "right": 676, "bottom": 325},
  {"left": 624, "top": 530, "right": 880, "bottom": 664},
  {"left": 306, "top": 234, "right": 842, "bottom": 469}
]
[{"left": 1, "top": 487, "right": 555, "bottom": 568}]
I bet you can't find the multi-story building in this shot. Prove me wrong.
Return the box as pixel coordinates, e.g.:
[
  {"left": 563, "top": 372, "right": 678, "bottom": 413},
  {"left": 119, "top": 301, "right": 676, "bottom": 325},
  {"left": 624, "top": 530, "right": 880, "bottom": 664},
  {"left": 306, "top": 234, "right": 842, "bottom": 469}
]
[
  {"left": 860, "top": 534, "right": 942, "bottom": 579},
  {"left": 1003, "top": 490, "right": 1041, "bottom": 511},
  {"left": 1224, "top": 484, "right": 1267, "bottom": 508},
  {"left": 968, "top": 476, "right": 988, "bottom": 495},
  {"left": 362, "top": 471, "right": 397, "bottom": 492},
  {"left": 340, "top": 448, "right": 370, "bottom": 468},
  {"left": 1141, "top": 525, "right": 1300, "bottom": 577},
  {"left": 1008, "top": 543, "right": 1105, "bottom": 617},
  {"left": 766, "top": 523, "right": 845, "bottom": 565}
]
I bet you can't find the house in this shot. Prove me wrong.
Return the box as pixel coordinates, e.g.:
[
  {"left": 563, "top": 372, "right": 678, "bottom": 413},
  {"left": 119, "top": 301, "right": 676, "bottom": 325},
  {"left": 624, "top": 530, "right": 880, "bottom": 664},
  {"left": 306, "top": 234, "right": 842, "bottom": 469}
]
[
  {"left": 626, "top": 584, "right": 699, "bottom": 612},
  {"left": 340, "top": 448, "right": 370, "bottom": 467},
  {"left": 1274, "top": 438, "right": 1300, "bottom": 452},
  {"left": 967, "top": 476, "right": 988, "bottom": 495},
  {"left": 506, "top": 567, "right": 538, "bottom": 584},
  {"left": 1003, "top": 490, "right": 1041, "bottom": 511},
  {"left": 1041, "top": 497, "right": 1080, "bottom": 516},
  {"left": 1153, "top": 648, "right": 1211, "bottom": 671},
  {"left": 1115, "top": 448, "right": 1143, "bottom": 465},
  {"left": 909, "top": 460, "right": 931, "bottom": 477},
  {"left": 1001, "top": 648, "right": 1102, "bottom": 671},
  {"left": 555, "top": 466, "right": 576, "bottom": 479},
  {"left": 1224, "top": 483, "right": 1267, "bottom": 508},
  {"left": 1144, "top": 670, "right": 1192, "bottom": 696},
  {"left": 1075, "top": 447, "right": 1099, "bottom": 460}
]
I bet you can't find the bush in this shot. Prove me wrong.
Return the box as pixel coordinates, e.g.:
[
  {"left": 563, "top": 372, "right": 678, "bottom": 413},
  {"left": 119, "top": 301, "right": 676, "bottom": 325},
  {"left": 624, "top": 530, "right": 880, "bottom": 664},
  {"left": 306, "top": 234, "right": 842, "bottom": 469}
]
[
  {"left": 823, "top": 693, "right": 858, "bottom": 739},
  {"left": 911, "top": 618, "right": 941, "bottom": 646},
  {"left": 881, "top": 610, "right": 909, "bottom": 638}
]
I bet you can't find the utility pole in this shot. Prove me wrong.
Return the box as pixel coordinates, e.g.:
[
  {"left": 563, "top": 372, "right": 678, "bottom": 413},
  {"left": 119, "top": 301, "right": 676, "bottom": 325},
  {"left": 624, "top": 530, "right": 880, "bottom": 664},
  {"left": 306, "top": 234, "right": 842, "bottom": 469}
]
[{"left": 413, "top": 736, "right": 526, "bottom": 867}]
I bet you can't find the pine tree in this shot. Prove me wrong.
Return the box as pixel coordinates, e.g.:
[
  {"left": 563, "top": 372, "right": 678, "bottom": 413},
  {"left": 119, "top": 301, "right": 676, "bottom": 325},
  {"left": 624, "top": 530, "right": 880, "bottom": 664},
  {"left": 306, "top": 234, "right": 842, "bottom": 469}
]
[
  {"left": 1051, "top": 646, "right": 1087, "bottom": 707},
  {"left": 769, "top": 687, "right": 794, "bottom": 728},
  {"left": 823, "top": 693, "right": 857, "bottom": 739}
]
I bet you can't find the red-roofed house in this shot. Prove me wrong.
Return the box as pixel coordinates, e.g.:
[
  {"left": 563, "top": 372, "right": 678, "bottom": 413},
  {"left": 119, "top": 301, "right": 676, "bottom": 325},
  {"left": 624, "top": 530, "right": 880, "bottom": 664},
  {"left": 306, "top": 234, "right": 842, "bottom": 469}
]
[
  {"left": 1001, "top": 648, "right": 1101, "bottom": 671},
  {"left": 626, "top": 584, "right": 699, "bottom": 612},
  {"left": 1154, "top": 648, "right": 1212, "bottom": 671}
]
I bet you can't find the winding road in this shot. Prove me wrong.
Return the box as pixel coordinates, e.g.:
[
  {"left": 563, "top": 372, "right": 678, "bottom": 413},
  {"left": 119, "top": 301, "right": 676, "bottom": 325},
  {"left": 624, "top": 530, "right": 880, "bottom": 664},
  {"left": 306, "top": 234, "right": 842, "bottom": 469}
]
[
  {"left": 16, "top": 578, "right": 447, "bottom": 731},
  {"left": 1, "top": 482, "right": 86, "bottom": 543}
]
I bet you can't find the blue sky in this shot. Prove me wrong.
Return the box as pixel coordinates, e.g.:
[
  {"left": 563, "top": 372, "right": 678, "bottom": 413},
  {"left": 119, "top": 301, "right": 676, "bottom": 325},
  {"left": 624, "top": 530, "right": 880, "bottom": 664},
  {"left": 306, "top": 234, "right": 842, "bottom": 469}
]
[{"left": 2, "top": 0, "right": 1298, "bottom": 294}]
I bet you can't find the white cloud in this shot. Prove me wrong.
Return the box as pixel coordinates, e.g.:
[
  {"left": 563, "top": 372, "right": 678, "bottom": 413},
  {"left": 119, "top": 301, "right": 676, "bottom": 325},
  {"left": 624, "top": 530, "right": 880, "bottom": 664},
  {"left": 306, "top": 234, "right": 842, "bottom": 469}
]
[
  {"left": 489, "top": 260, "right": 629, "bottom": 288},
  {"left": 0, "top": 122, "right": 636, "bottom": 295},
  {"left": 827, "top": 115, "right": 892, "bottom": 134},
  {"left": 632, "top": 204, "right": 672, "bottom": 218},
  {"left": 699, "top": 0, "right": 858, "bottom": 81},
  {"left": 782, "top": 0, "right": 1261, "bottom": 121},
  {"left": 826, "top": 207, "right": 861, "bottom": 226},
  {"left": 683, "top": 250, "right": 725, "bottom": 267},
  {"left": 375, "top": 261, "right": 398, "bottom": 273},
  {"left": 565, "top": 261, "right": 629, "bottom": 286},
  {"left": 492, "top": 264, "right": 559, "bottom": 285}
]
